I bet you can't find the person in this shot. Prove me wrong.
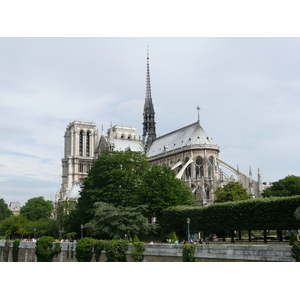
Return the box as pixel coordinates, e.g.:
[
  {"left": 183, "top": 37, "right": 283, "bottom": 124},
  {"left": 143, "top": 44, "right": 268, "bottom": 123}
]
[
  {"left": 202, "top": 240, "right": 206, "bottom": 245},
  {"left": 174, "top": 240, "right": 178, "bottom": 244}
]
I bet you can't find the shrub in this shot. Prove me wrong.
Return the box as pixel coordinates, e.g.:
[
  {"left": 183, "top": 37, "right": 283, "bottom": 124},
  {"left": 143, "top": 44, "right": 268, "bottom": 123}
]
[
  {"left": 75, "top": 237, "right": 96, "bottom": 262},
  {"left": 131, "top": 242, "right": 145, "bottom": 262},
  {"left": 133, "top": 234, "right": 140, "bottom": 243},
  {"left": 35, "top": 236, "right": 61, "bottom": 262},
  {"left": 104, "top": 239, "right": 129, "bottom": 262}
]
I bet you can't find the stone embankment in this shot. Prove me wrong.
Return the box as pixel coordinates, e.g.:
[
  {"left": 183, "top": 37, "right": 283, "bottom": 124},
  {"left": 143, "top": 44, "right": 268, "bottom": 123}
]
[{"left": 0, "top": 240, "right": 294, "bottom": 262}]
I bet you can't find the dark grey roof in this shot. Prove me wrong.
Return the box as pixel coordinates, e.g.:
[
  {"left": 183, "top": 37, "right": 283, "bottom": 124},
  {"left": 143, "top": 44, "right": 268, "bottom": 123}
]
[{"left": 146, "top": 121, "right": 219, "bottom": 157}]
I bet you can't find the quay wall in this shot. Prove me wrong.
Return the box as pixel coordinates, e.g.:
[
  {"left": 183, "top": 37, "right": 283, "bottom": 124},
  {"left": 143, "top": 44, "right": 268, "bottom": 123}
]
[{"left": 0, "top": 241, "right": 294, "bottom": 262}]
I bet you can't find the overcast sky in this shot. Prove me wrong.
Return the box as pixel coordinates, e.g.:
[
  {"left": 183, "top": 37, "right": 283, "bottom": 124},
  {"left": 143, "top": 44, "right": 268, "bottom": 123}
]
[{"left": 1, "top": 37, "right": 300, "bottom": 206}]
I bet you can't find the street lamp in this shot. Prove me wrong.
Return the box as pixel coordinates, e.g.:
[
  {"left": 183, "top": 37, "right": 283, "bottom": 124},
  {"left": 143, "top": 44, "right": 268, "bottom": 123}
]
[
  {"left": 187, "top": 218, "right": 190, "bottom": 241},
  {"left": 34, "top": 228, "right": 36, "bottom": 240},
  {"left": 81, "top": 224, "right": 83, "bottom": 239}
]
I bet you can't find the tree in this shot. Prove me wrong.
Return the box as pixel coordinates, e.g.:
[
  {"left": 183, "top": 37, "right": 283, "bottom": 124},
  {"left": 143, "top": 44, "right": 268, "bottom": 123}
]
[
  {"left": 0, "top": 215, "right": 30, "bottom": 239},
  {"left": 55, "top": 199, "right": 77, "bottom": 234},
  {"left": 84, "top": 201, "right": 157, "bottom": 240},
  {"left": 262, "top": 175, "right": 300, "bottom": 198},
  {"left": 0, "top": 198, "right": 13, "bottom": 221},
  {"left": 20, "top": 196, "right": 53, "bottom": 221},
  {"left": 29, "top": 219, "right": 59, "bottom": 238},
  {"left": 77, "top": 150, "right": 150, "bottom": 224},
  {"left": 137, "top": 164, "right": 194, "bottom": 217},
  {"left": 213, "top": 181, "right": 251, "bottom": 203}
]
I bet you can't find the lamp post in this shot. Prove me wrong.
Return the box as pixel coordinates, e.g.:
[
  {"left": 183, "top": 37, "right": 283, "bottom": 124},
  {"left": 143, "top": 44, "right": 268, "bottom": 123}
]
[
  {"left": 80, "top": 224, "right": 83, "bottom": 239},
  {"left": 187, "top": 218, "right": 190, "bottom": 241},
  {"left": 34, "top": 228, "right": 36, "bottom": 240}
]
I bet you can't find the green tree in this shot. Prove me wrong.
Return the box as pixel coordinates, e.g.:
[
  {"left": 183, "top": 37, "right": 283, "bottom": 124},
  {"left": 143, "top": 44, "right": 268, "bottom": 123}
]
[
  {"left": 55, "top": 199, "right": 77, "bottom": 234},
  {"left": 0, "top": 198, "right": 13, "bottom": 221},
  {"left": 213, "top": 181, "right": 251, "bottom": 203},
  {"left": 20, "top": 196, "right": 53, "bottom": 221},
  {"left": 137, "top": 164, "right": 194, "bottom": 217},
  {"left": 77, "top": 150, "right": 150, "bottom": 224},
  {"left": 84, "top": 201, "right": 157, "bottom": 240},
  {"left": 29, "top": 219, "right": 59, "bottom": 238},
  {"left": 262, "top": 175, "right": 300, "bottom": 198},
  {"left": 0, "top": 215, "right": 30, "bottom": 239}
]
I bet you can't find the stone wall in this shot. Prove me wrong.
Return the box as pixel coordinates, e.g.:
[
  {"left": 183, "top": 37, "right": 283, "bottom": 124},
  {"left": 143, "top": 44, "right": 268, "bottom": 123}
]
[{"left": 0, "top": 241, "right": 295, "bottom": 262}]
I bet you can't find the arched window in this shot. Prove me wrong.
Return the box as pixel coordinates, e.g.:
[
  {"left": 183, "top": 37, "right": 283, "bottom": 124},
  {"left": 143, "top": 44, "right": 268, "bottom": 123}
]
[
  {"left": 86, "top": 131, "right": 90, "bottom": 157},
  {"left": 79, "top": 131, "right": 84, "bottom": 156},
  {"left": 195, "top": 156, "right": 204, "bottom": 178}
]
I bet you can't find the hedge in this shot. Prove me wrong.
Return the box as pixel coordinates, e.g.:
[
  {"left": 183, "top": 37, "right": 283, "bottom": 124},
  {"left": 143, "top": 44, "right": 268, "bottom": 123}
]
[{"left": 158, "top": 196, "right": 300, "bottom": 233}]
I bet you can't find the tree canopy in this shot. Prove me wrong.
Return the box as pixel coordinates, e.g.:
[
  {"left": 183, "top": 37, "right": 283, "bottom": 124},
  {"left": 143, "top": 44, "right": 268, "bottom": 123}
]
[
  {"left": 77, "top": 150, "right": 150, "bottom": 224},
  {"left": 213, "top": 181, "right": 251, "bottom": 203},
  {"left": 77, "top": 150, "right": 194, "bottom": 226},
  {"left": 137, "top": 164, "right": 194, "bottom": 217},
  {"left": 262, "top": 175, "right": 300, "bottom": 198},
  {"left": 0, "top": 198, "right": 13, "bottom": 221},
  {"left": 20, "top": 196, "right": 53, "bottom": 221},
  {"left": 85, "top": 202, "right": 157, "bottom": 240}
]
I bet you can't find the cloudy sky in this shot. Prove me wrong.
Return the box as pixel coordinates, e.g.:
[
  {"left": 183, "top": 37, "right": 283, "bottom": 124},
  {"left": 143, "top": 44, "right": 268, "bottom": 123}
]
[{"left": 1, "top": 37, "right": 300, "bottom": 206}]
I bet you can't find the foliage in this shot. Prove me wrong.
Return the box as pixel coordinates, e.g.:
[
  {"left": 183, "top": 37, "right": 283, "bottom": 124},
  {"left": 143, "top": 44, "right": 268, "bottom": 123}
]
[
  {"left": 133, "top": 234, "right": 140, "bottom": 243},
  {"left": 137, "top": 164, "right": 194, "bottom": 217},
  {"left": 158, "top": 196, "right": 300, "bottom": 234},
  {"left": 130, "top": 242, "right": 145, "bottom": 262},
  {"left": 77, "top": 150, "right": 150, "bottom": 225},
  {"left": 29, "top": 219, "right": 58, "bottom": 238},
  {"left": 94, "top": 240, "right": 106, "bottom": 262},
  {"left": 0, "top": 198, "right": 13, "bottom": 221},
  {"left": 20, "top": 196, "right": 53, "bottom": 221},
  {"left": 294, "top": 206, "right": 300, "bottom": 220},
  {"left": 169, "top": 231, "right": 178, "bottom": 242},
  {"left": 35, "top": 236, "right": 61, "bottom": 262},
  {"left": 55, "top": 199, "right": 78, "bottom": 234},
  {"left": 291, "top": 241, "right": 300, "bottom": 262},
  {"left": 12, "top": 239, "right": 21, "bottom": 262},
  {"left": 262, "top": 175, "right": 300, "bottom": 198},
  {"left": 289, "top": 232, "right": 297, "bottom": 245},
  {"left": 75, "top": 237, "right": 97, "bottom": 262},
  {"left": 85, "top": 202, "right": 157, "bottom": 240},
  {"left": 0, "top": 215, "right": 30, "bottom": 239},
  {"left": 182, "top": 244, "right": 195, "bottom": 262},
  {"left": 104, "top": 239, "right": 129, "bottom": 262},
  {"left": 214, "top": 182, "right": 251, "bottom": 203}
]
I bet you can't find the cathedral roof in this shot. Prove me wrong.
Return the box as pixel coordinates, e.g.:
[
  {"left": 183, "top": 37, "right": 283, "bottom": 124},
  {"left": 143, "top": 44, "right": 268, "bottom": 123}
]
[
  {"left": 146, "top": 121, "right": 219, "bottom": 158},
  {"left": 113, "top": 138, "right": 144, "bottom": 152}
]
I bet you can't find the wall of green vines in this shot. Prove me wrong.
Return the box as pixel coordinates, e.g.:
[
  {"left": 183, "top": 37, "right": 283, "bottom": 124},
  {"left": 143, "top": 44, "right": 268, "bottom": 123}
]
[
  {"left": 130, "top": 242, "right": 145, "bottom": 262},
  {"left": 182, "top": 244, "right": 195, "bottom": 262},
  {"left": 35, "top": 236, "right": 61, "bottom": 262},
  {"left": 12, "top": 239, "right": 20, "bottom": 262}
]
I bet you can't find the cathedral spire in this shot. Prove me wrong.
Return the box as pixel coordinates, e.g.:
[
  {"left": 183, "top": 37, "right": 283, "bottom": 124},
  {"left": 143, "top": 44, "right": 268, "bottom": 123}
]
[{"left": 143, "top": 47, "right": 156, "bottom": 150}]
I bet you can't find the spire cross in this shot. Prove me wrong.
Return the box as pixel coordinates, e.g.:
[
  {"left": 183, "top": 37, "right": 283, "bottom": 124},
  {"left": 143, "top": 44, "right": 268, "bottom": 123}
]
[{"left": 196, "top": 106, "right": 201, "bottom": 122}]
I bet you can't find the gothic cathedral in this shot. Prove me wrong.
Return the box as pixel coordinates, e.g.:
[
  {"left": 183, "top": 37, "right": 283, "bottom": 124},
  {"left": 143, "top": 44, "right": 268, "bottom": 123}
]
[{"left": 55, "top": 52, "right": 262, "bottom": 206}]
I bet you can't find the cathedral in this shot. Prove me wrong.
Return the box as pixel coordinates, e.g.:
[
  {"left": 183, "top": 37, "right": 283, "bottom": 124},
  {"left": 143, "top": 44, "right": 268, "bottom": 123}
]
[{"left": 55, "top": 52, "right": 262, "bottom": 206}]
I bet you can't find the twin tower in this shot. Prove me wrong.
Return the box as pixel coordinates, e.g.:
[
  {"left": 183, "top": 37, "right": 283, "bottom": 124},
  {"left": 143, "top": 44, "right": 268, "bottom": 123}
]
[{"left": 55, "top": 52, "right": 262, "bottom": 205}]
